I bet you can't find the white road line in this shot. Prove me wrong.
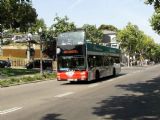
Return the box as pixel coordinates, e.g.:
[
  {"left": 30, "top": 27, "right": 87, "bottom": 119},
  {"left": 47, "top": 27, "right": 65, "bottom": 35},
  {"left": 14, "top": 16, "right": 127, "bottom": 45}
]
[
  {"left": 0, "top": 107, "right": 22, "bottom": 115},
  {"left": 54, "top": 92, "right": 74, "bottom": 98},
  {"left": 88, "top": 83, "right": 99, "bottom": 88}
]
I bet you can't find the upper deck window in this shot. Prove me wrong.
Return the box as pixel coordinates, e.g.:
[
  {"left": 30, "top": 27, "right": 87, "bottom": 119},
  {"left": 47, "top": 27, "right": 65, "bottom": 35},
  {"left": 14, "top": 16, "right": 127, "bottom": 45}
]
[{"left": 57, "top": 31, "right": 85, "bottom": 46}]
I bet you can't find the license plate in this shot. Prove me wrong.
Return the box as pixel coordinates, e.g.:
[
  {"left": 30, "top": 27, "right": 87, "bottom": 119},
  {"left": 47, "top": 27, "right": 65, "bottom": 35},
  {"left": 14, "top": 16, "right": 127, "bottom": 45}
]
[{"left": 68, "top": 79, "right": 77, "bottom": 81}]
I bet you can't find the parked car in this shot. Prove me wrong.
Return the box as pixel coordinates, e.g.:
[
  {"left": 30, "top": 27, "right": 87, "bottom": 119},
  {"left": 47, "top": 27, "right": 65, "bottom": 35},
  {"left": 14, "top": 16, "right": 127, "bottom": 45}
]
[
  {"left": 25, "top": 59, "right": 52, "bottom": 70},
  {"left": 12, "top": 35, "right": 27, "bottom": 43},
  {"left": 0, "top": 60, "right": 11, "bottom": 68}
]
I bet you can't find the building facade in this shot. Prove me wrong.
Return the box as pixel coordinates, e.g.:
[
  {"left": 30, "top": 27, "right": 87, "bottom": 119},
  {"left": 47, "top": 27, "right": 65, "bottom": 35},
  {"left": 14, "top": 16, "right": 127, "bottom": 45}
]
[{"left": 102, "top": 30, "right": 119, "bottom": 49}]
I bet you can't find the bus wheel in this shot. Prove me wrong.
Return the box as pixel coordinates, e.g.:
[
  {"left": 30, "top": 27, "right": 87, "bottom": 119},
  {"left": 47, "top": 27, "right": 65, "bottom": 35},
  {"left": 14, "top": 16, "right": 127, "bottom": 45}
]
[
  {"left": 113, "top": 68, "right": 116, "bottom": 76},
  {"left": 95, "top": 70, "right": 100, "bottom": 80}
]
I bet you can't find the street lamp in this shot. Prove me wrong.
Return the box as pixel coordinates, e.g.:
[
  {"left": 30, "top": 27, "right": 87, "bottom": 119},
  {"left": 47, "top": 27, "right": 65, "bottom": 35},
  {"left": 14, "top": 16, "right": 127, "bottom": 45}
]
[
  {"left": 27, "top": 32, "right": 33, "bottom": 61},
  {"left": 39, "top": 27, "right": 43, "bottom": 75}
]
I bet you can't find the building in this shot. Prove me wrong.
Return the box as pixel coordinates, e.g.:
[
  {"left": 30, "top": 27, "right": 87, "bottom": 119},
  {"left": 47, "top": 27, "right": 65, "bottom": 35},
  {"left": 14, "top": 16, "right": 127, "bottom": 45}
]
[
  {"left": 2, "top": 44, "right": 40, "bottom": 58},
  {"left": 102, "top": 30, "right": 119, "bottom": 49}
]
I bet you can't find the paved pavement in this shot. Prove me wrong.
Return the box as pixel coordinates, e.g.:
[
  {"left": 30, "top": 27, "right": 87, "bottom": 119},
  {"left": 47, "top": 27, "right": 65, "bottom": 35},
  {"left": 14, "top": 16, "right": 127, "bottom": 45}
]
[
  {"left": 121, "top": 65, "right": 154, "bottom": 74},
  {"left": 1, "top": 64, "right": 160, "bottom": 120}
]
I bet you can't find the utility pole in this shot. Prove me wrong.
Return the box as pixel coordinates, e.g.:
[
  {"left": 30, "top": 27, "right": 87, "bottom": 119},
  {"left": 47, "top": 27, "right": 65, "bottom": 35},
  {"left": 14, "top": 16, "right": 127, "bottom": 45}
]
[
  {"left": 39, "top": 27, "right": 43, "bottom": 75},
  {"left": 27, "top": 33, "right": 32, "bottom": 61}
]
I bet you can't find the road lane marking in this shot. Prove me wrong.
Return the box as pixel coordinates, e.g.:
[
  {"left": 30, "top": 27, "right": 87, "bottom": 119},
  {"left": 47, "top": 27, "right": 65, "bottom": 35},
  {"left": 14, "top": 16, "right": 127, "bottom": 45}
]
[
  {"left": 0, "top": 107, "right": 22, "bottom": 115},
  {"left": 88, "top": 83, "right": 99, "bottom": 88},
  {"left": 54, "top": 92, "right": 74, "bottom": 98}
]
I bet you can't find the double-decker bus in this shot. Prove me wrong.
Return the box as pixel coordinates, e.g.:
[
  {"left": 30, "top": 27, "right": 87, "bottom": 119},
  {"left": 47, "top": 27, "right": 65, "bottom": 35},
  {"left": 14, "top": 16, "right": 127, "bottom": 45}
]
[{"left": 56, "top": 31, "right": 121, "bottom": 82}]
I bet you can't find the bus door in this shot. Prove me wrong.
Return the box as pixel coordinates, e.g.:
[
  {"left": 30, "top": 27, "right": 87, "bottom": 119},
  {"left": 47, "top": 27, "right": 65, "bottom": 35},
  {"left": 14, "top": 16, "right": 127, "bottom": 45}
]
[
  {"left": 87, "top": 55, "right": 106, "bottom": 79},
  {"left": 104, "top": 56, "right": 112, "bottom": 76}
]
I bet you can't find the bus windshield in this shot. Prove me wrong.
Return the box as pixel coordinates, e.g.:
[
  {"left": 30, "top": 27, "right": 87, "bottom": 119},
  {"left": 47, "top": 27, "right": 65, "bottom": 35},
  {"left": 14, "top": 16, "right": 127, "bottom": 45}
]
[
  {"left": 58, "top": 56, "right": 86, "bottom": 71},
  {"left": 57, "top": 31, "right": 85, "bottom": 45}
]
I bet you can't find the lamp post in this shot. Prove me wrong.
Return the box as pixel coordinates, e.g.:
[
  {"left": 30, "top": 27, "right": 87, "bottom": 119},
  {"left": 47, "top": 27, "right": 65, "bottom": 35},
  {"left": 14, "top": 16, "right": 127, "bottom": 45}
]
[
  {"left": 27, "top": 32, "right": 32, "bottom": 61},
  {"left": 39, "top": 27, "right": 43, "bottom": 75}
]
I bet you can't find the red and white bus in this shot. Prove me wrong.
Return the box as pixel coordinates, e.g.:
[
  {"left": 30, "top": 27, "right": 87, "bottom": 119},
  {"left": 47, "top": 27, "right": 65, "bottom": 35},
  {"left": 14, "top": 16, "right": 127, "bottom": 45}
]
[{"left": 56, "top": 31, "right": 121, "bottom": 82}]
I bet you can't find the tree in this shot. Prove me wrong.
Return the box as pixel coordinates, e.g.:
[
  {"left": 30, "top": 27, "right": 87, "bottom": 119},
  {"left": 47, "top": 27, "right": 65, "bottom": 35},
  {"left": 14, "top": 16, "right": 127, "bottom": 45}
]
[
  {"left": 0, "top": 0, "right": 37, "bottom": 32},
  {"left": 117, "top": 23, "right": 141, "bottom": 56},
  {"left": 145, "top": 0, "right": 160, "bottom": 9},
  {"left": 82, "top": 24, "right": 103, "bottom": 43},
  {"left": 117, "top": 22, "right": 160, "bottom": 64},
  {"left": 141, "top": 35, "right": 155, "bottom": 58},
  {"left": 98, "top": 24, "right": 118, "bottom": 32},
  {"left": 17, "top": 3, "right": 37, "bottom": 32},
  {"left": 31, "top": 18, "right": 47, "bottom": 33},
  {"left": 150, "top": 8, "right": 160, "bottom": 34},
  {"left": 145, "top": 0, "right": 160, "bottom": 63},
  {"left": 154, "top": 44, "right": 160, "bottom": 62},
  {"left": 42, "top": 16, "right": 76, "bottom": 58},
  {"left": 42, "top": 34, "right": 56, "bottom": 59},
  {"left": 145, "top": 0, "right": 160, "bottom": 34},
  {"left": 117, "top": 23, "right": 149, "bottom": 66},
  {"left": 50, "top": 16, "right": 76, "bottom": 37}
]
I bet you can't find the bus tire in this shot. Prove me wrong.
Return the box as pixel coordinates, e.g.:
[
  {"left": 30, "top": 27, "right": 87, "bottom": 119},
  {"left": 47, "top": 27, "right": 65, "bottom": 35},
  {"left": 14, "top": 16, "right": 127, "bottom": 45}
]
[
  {"left": 95, "top": 70, "right": 100, "bottom": 80},
  {"left": 113, "top": 68, "right": 116, "bottom": 76}
]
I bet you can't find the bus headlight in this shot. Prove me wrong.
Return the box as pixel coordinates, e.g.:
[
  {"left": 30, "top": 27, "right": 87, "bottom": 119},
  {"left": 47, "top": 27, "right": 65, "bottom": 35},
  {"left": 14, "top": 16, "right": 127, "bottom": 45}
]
[{"left": 80, "top": 71, "right": 88, "bottom": 80}]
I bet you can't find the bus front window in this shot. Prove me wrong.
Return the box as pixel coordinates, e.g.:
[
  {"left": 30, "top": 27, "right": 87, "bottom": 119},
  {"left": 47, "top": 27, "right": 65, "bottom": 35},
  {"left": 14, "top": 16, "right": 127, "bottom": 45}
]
[
  {"left": 58, "top": 56, "right": 85, "bottom": 71},
  {"left": 57, "top": 31, "right": 85, "bottom": 46}
]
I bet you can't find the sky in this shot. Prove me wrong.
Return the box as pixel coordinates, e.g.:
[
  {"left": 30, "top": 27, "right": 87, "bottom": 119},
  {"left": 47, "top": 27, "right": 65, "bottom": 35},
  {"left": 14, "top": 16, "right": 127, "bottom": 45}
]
[{"left": 32, "top": 0, "right": 160, "bottom": 43}]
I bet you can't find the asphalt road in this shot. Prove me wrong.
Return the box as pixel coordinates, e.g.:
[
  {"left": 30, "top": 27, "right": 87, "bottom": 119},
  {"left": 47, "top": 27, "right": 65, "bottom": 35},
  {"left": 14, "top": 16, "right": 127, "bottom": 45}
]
[{"left": 1, "top": 65, "right": 160, "bottom": 120}]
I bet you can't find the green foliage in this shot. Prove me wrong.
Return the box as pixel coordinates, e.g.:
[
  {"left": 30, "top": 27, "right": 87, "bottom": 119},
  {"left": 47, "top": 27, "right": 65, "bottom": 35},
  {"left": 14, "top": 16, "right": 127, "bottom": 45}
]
[
  {"left": 82, "top": 24, "right": 103, "bottom": 43},
  {"left": 0, "top": 0, "right": 37, "bottom": 32},
  {"left": 150, "top": 8, "right": 160, "bottom": 34},
  {"left": 43, "top": 15, "right": 76, "bottom": 58},
  {"left": 98, "top": 24, "right": 118, "bottom": 32},
  {"left": 117, "top": 22, "right": 159, "bottom": 61},
  {"left": 141, "top": 35, "right": 155, "bottom": 59},
  {"left": 145, "top": 0, "right": 160, "bottom": 9},
  {"left": 42, "top": 34, "right": 56, "bottom": 58},
  {"left": 0, "top": 73, "right": 56, "bottom": 87},
  {"left": 0, "top": 68, "right": 39, "bottom": 78},
  {"left": 31, "top": 18, "right": 47, "bottom": 33},
  {"left": 42, "top": 73, "right": 56, "bottom": 79},
  {"left": 145, "top": 0, "right": 160, "bottom": 62},
  {"left": 50, "top": 16, "right": 76, "bottom": 37},
  {"left": 154, "top": 45, "right": 160, "bottom": 62},
  {"left": 145, "top": 0, "right": 160, "bottom": 35},
  {"left": 117, "top": 23, "right": 142, "bottom": 55}
]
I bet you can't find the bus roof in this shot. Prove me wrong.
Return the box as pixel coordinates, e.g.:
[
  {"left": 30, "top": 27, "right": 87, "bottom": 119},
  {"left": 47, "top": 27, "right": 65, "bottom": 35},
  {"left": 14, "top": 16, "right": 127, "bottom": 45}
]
[{"left": 87, "top": 42, "right": 121, "bottom": 56}]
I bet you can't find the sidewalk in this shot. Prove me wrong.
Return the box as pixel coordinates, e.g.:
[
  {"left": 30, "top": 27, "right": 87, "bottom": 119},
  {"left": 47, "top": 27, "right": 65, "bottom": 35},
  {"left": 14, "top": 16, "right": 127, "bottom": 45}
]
[{"left": 121, "top": 65, "right": 154, "bottom": 74}]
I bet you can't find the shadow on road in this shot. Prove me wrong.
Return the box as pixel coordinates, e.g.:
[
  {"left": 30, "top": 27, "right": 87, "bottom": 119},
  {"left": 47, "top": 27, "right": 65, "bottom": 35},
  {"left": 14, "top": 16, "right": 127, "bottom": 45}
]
[
  {"left": 41, "top": 113, "right": 65, "bottom": 120},
  {"left": 61, "top": 74, "right": 126, "bottom": 86},
  {"left": 92, "top": 76, "right": 160, "bottom": 120}
]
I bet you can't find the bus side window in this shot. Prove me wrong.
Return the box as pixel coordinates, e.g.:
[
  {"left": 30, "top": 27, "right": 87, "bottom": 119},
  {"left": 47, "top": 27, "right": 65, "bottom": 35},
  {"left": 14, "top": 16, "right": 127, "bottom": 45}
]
[
  {"left": 110, "top": 57, "right": 114, "bottom": 65},
  {"left": 88, "top": 59, "right": 91, "bottom": 68},
  {"left": 104, "top": 57, "right": 109, "bottom": 66},
  {"left": 88, "top": 55, "right": 96, "bottom": 69},
  {"left": 111, "top": 57, "right": 113, "bottom": 64},
  {"left": 115, "top": 57, "right": 120, "bottom": 63},
  {"left": 95, "top": 56, "right": 103, "bottom": 66},
  {"left": 88, "top": 56, "right": 94, "bottom": 69}
]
